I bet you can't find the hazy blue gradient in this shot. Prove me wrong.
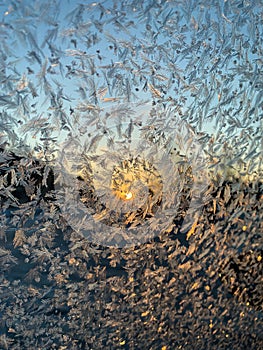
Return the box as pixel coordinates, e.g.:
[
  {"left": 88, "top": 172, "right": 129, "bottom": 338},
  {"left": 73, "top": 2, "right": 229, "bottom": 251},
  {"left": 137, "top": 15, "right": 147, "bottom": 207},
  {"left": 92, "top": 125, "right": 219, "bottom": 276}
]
[{"left": 0, "top": 0, "right": 262, "bottom": 178}]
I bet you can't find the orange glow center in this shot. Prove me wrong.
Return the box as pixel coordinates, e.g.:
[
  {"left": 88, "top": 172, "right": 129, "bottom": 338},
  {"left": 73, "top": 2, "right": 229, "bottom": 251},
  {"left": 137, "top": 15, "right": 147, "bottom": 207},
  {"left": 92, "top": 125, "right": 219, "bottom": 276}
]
[{"left": 125, "top": 192, "right": 133, "bottom": 200}]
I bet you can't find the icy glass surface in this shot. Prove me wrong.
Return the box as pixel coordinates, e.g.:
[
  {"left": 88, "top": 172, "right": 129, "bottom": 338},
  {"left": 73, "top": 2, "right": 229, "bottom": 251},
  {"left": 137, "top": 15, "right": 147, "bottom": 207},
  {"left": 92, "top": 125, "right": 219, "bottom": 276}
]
[{"left": 0, "top": 1, "right": 262, "bottom": 349}]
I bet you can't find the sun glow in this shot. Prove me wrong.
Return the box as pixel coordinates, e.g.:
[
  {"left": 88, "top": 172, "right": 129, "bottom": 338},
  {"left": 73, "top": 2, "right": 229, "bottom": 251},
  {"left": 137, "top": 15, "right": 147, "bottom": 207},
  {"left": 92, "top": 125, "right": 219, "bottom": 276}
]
[
  {"left": 113, "top": 187, "right": 134, "bottom": 201},
  {"left": 125, "top": 191, "right": 133, "bottom": 200}
]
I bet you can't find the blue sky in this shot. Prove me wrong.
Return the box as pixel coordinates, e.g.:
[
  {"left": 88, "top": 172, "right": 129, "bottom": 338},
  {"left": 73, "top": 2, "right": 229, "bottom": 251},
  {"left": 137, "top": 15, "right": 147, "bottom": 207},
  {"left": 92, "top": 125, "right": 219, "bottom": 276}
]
[{"left": 0, "top": 0, "right": 262, "bottom": 177}]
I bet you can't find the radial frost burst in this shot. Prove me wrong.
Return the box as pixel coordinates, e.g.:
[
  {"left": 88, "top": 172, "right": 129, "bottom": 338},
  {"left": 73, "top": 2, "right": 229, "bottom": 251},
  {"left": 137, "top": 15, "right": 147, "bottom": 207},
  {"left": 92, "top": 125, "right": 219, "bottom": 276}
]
[{"left": 54, "top": 101, "right": 209, "bottom": 247}]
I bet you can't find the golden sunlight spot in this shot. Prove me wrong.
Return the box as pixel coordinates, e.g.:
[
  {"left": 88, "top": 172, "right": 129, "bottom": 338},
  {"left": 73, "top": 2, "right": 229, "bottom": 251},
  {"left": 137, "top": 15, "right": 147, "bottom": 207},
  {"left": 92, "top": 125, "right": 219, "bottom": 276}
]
[
  {"left": 113, "top": 184, "right": 134, "bottom": 201},
  {"left": 125, "top": 191, "right": 133, "bottom": 200},
  {"left": 108, "top": 156, "right": 163, "bottom": 224}
]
